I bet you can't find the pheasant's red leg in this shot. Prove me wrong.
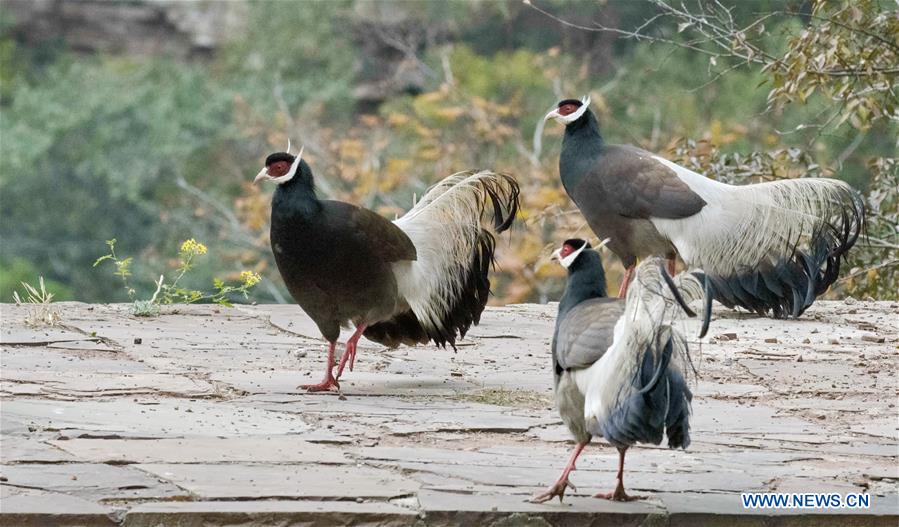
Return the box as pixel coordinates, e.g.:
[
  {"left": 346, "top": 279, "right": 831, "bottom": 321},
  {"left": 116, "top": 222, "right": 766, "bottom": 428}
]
[
  {"left": 666, "top": 258, "right": 676, "bottom": 276},
  {"left": 336, "top": 324, "right": 368, "bottom": 379},
  {"left": 300, "top": 341, "right": 340, "bottom": 392},
  {"left": 618, "top": 266, "right": 636, "bottom": 299},
  {"left": 594, "top": 447, "right": 637, "bottom": 501},
  {"left": 347, "top": 323, "right": 367, "bottom": 372},
  {"left": 532, "top": 442, "right": 588, "bottom": 503}
]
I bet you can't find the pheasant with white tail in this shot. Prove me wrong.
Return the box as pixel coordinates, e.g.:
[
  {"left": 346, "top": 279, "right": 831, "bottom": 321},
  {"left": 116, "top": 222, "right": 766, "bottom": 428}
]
[
  {"left": 534, "top": 238, "right": 702, "bottom": 503},
  {"left": 545, "top": 97, "right": 864, "bottom": 319},
  {"left": 254, "top": 145, "right": 519, "bottom": 392}
]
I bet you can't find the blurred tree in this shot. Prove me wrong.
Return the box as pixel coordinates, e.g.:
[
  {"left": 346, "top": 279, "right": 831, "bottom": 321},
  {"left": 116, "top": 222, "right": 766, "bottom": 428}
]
[
  {"left": 1, "top": 0, "right": 895, "bottom": 304},
  {"left": 0, "top": 57, "right": 236, "bottom": 300},
  {"left": 216, "top": 0, "right": 356, "bottom": 121}
]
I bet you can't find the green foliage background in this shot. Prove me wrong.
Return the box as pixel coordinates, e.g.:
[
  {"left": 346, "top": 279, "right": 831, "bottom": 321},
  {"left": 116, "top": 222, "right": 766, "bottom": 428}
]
[{"left": 1, "top": 0, "right": 896, "bottom": 303}]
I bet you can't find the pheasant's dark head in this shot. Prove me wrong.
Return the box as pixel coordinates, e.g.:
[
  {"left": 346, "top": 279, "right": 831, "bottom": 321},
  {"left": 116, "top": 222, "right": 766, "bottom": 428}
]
[
  {"left": 253, "top": 144, "right": 311, "bottom": 186},
  {"left": 552, "top": 238, "right": 590, "bottom": 269},
  {"left": 552, "top": 237, "right": 611, "bottom": 269},
  {"left": 544, "top": 96, "right": 591, "bottom": 125}
]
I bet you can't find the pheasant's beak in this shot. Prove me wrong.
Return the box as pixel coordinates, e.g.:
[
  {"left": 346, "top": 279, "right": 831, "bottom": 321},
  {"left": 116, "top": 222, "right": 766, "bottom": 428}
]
[
  {"left": 253, "top": 167, "right": 270, "bottom": 185},
  {"left": 543, "top": 108, "right": 562, "bottom": 123},
  {"left": 550, "top": 248, "right": 563, "bottom": 262}
]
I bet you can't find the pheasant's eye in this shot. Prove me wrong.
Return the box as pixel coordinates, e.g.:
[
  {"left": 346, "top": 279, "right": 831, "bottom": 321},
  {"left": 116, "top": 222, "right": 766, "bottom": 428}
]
[
  {"left": 268, "top": 161, "right": 288, "bottom": 177},
  {"left": 558, "top": 104, "right": 580, "bottom": 116},
  {"left": 559, "top": 243, "right": 577, "bottom": 257}
]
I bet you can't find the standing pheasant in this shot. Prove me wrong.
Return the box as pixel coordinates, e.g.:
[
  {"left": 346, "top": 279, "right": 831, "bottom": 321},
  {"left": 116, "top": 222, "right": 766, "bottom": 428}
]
[
  {"left": 254, "top": 147, "right": 519, "bottom": 391},
  {"left": 545, "top": 96, "right": 864, "bottom": 318},
  {"left": 535, "top": 238, "right": 701, "bottom": 502}
]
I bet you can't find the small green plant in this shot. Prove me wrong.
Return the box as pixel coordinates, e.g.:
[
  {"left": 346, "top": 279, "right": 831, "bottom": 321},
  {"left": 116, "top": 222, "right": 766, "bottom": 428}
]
[
  {"left": 94, "top": 238, "right": 262, "bottom": 316},
  {"left": 13, "top": 277, "right": 61, "bottom": 326}
]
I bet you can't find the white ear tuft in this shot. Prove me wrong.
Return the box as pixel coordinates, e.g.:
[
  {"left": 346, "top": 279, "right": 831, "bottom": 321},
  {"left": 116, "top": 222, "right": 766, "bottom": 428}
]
[
  {"left": 286, "top": 138, "right": 291, "bottom": 154},
  {"left": 270, "top": 144, "right": 305, "bottom": 185},
  {"left": 595, "top": 237, "right": 611, "bottom": 251},
  {"left": 558, "top": 96, "right": 591, "bottom": 124},
  {"left": 559, "top": 242, "right": 588, "bottom": 269}
]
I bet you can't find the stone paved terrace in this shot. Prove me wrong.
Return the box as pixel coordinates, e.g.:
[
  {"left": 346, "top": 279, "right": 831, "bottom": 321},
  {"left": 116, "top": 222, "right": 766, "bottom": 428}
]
[{"left": 0, "top": 300, "right": 897, "bottom": 526}]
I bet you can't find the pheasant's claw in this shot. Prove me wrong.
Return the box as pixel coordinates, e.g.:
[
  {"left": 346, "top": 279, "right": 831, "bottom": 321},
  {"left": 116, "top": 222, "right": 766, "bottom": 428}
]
[
  {"left": 531, "top": 477, "right": 575, "bottom": 504},
  {"left": 335, "top": 343, "right": 358, "bottom": 379},
  {"left": 299, "top": 377, "right": 340, "bottom": 392},
  {"left": 593, "top": 480, "right": 638, "bottom": 501}
]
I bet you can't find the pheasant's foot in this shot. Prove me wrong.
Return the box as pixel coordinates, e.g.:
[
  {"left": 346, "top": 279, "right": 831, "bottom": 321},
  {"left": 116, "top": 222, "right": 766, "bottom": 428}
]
[
  {"left": 531, "top": 475, "right": 577, "bottom": 503},
  {"left": 299, "top": 377, "right": 340, "bottom": 392},
  {"left": 593, "top": 480, "right": 638, "bottom": 501}
]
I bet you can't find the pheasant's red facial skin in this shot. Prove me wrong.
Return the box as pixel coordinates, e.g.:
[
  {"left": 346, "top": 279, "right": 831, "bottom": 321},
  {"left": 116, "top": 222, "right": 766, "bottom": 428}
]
[
  {"left": 558, "top": 103, "right": 580, "bottom": 116},
  {"left": 559, "top": 243, "right": 577, "bottom": 258},
  {"left": 267, "top": 160, "right": 291, "bottom": 178}
]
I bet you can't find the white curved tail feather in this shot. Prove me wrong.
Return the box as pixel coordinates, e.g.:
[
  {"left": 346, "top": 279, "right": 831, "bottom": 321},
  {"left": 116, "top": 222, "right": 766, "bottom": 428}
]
[
  {"left": 651, "top": 157, "right": 863, "bottom": 316},
  {"left": 579, "top": 259, "right": 696, "bottom": 448},
  {"left": 390, "top": 170, "right": 519, "bottom": 347}
]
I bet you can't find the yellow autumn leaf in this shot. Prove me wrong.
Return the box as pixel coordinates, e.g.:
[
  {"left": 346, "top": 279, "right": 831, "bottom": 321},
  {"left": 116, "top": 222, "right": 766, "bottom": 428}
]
[
  {"left": 434, "top": 107, "right": 465, "bottom": 122},
  {"left": 385, "top": 158, "right": 413, "bottom": 177},
  {"left": 417, "top": 147, "right": 441, "bottom": 162},
  {"left": 338, "top": 139, "right": 365, "bottom": 161},
  {"left": 359, "top": 114, "right": 380, "bottom": 127},
  {"left": 419, "top": 91, "right": 445, "bottom": 104},
  {"left": 386, "top": 112, "right": 410, "bottom": 127}
]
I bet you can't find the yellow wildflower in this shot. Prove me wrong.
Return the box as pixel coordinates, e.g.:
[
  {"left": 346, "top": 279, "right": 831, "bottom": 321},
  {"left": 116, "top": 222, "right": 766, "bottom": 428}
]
[
  {"left": 180, "top": 239, "right": 208, "bottom": 256},
  {"left": 240, "top": 270, "right": 262, "bottom": 287}
]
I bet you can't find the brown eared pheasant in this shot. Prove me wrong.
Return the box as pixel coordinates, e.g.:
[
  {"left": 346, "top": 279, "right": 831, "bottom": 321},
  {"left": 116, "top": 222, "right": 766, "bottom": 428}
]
[
  {"left": 545, "top": 97, "right": 864, "bottom": 320},
  {"left": 254, "top": 146, "right": 519, "bottom": 392}
]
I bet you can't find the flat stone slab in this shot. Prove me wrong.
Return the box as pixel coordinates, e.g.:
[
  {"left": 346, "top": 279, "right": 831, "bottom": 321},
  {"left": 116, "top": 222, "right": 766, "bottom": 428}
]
[
  {"left": 124, "top": 501, "right": 417, "bottom": 527},
  {"left": 0, "top": 490, "right": 118, "bottom": 527},
  {"left": 48, "top": 436, "right": 350, "bottom": 464},
  {"left": 1, "top": 301, "right": 897, "bottom": 526},
  {"left": 1, "top": 435, "right": 75, "bottom": 463},
  {"left": 1, "top": 398, "right": 313, "bottom": 438},
  {"left": 1, "top": 462, "right": 188, "bottom": 501},
  {"left": 134, "top": 463, "right": 419, "bottom": 499}
]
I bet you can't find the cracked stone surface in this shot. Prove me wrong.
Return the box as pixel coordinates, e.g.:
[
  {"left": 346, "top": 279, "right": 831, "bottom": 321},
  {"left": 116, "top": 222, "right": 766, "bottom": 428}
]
[{"left": 1, "top": 300, "right": 897, "bottom": 526}]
